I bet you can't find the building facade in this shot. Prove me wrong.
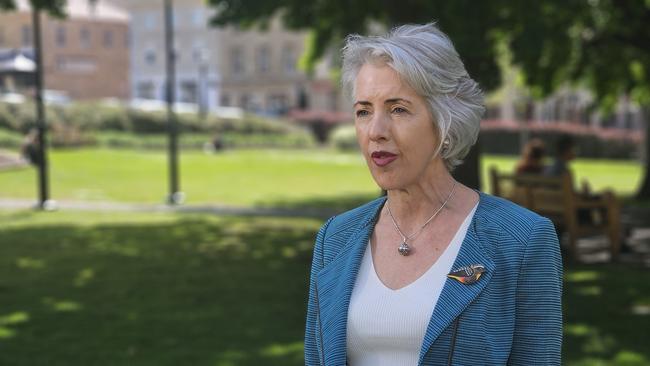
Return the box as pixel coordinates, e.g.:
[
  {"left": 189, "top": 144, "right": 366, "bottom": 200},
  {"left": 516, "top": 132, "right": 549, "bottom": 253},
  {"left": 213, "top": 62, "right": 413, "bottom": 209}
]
[
  {"left": 118, "top": 0, "right": 346, "bottom": 116},
  {"left": 0, "top": 0, "right": 130, "bottom": 100}
]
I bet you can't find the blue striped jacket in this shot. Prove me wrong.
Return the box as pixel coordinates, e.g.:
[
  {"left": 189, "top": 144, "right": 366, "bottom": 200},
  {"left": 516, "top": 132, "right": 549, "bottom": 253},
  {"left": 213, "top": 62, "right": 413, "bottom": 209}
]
[{"left": 304, "top": 191, "right": 562, "bottom": 365}]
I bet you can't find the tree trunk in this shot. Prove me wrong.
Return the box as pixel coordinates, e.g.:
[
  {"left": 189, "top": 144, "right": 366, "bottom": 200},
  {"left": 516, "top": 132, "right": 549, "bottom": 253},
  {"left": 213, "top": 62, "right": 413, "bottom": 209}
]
[{"left": 636, "top": 106, "right": 650, "bottom": 199}]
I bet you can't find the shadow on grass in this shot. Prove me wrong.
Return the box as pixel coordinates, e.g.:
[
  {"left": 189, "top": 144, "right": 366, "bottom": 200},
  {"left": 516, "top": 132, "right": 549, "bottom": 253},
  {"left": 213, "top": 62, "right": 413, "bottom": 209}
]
[
  {"left": 2, "top": 210, "right": 650, "bottom": 366},
  {"left": 256, "top": 191, "right": 382, "bottom": 218},
  {"left": 0, "top": 214, "right": 321, "bottom": 366},
  {"left": 563, "top": 264, "right": 650, "bottom": 366}
]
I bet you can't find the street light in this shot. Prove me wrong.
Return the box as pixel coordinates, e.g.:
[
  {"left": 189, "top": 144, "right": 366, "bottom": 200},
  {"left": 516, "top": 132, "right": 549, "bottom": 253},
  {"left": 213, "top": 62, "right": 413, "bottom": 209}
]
[
  {"left": 164, "top": 0, "right": 183, "bottom": 205},
  {"left": 31, "top": 4, "right": 56, "bottom": 211}
]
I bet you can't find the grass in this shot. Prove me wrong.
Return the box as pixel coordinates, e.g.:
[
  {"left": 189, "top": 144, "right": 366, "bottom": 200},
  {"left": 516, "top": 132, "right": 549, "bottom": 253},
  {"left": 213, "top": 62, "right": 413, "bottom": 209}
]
[
  {"left": 0, "top": 148, "right": 644, "bottom": 208},
  {"left": 0, "top": 210, "right": 321, "bottom": 366},
  {"left": 0, "top": 210, "right": 649, "bottom": 365}
]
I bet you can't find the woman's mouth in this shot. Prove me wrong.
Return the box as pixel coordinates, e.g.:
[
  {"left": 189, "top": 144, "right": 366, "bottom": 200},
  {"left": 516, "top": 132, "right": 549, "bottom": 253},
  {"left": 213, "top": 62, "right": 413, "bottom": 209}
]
[{"left": 371, "top": 151, "right": 398, "bottom": 167}]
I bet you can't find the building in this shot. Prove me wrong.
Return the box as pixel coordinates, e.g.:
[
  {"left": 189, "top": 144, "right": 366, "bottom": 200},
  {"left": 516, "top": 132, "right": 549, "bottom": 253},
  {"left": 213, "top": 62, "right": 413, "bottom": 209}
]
[
  {"left": 216, "top": 16, "right": 308, "bottom": 115},
  {"left": 118, "top": 0, "right": 347, "bottom": 117},
  {"left": 125, "top": 0, "right": 220, "bottom": 113},
  {"left": 0, "top": 0, "right": 130, "bottom": 100}
]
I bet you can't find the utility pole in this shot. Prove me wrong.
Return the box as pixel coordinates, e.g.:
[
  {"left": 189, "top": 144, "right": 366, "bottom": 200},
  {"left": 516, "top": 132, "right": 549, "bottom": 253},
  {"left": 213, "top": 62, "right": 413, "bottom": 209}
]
[
  {"left": 32, "top": 5, "right": 54, "bottom": 210},
  {"left": 164, "top": 0, "right": 183, "bottom": 204}
]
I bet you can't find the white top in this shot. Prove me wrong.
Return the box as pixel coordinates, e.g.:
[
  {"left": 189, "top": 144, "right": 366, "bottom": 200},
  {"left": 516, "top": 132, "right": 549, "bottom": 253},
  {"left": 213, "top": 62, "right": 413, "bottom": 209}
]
[{"left": 346, "top": 203, "right": 478, "bottom": 366}]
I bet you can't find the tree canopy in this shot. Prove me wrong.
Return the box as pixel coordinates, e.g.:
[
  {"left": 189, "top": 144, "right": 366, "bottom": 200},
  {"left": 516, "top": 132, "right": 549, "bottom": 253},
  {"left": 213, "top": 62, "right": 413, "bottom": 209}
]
[
  {"left": 208, "top": 0, "right": 650, "bottom": 197},
  {"left": 0, "top": 0, "right": 67, "bottom": 17}
]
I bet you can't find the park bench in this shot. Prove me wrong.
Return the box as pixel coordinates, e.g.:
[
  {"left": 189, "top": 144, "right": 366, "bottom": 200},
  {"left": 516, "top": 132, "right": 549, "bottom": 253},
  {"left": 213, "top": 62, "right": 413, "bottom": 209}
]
[{"left": 489, "top": 167, "right": 622, "bottom": 261}]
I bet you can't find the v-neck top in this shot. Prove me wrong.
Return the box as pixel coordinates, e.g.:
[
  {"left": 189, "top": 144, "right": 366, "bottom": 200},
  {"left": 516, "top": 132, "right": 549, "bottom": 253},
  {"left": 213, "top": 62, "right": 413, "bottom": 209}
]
[{"left": 346, "top": 202, "right": 478, "bottom": 366}]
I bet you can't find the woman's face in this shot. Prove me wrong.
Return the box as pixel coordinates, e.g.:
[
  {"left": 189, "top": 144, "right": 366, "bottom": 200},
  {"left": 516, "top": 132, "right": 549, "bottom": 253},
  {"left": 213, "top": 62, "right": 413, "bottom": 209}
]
[{"left": 354, "top": 63, "right": 441, "bottom": 190}]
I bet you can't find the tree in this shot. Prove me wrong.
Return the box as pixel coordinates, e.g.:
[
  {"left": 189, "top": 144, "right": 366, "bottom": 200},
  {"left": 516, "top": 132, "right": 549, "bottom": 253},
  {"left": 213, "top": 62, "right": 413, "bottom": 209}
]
[
  {"left": 208, "top": 0, "right": 650, "bottom": 198},
  {"left": 0, "top": 0, "right": 66, "bottom": 16},
  {"left": 500, "top": 0, "right": 650, "bottom": 198}
]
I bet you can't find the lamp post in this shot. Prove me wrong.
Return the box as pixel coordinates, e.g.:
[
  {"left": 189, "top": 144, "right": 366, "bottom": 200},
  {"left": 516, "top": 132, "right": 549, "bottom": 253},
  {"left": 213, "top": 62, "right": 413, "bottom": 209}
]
[
  {"left": 164, "top": 0, "right": 183, "bottom": 204},
  {"left": 31, "top": 5, "right": 55, "bottom": 210}
]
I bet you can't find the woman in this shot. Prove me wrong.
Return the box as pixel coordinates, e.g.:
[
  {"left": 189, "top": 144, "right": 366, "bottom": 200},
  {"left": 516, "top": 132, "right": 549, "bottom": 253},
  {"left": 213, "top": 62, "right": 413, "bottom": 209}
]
[
  {"left": 515, "top": 138, "right": 546, "bottom": 175},
  {"left": 304, "top": 23, "right": 562, "bottom": 366}
]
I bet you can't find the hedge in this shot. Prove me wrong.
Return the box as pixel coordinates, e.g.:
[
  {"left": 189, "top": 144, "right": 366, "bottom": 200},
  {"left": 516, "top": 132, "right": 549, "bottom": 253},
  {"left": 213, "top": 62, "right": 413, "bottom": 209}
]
[
  {"left": 330, "top": 121, "right": 642, "bottom": 160},
  {"left": 0, "top": 101, "right": 315, "bottom": 149}
]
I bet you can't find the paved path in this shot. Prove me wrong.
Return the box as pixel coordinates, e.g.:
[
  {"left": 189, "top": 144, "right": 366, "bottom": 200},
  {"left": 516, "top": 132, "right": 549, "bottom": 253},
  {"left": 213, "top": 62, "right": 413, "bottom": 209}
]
[{"left": 0, "top": 198, "right": 336, "bottom": 219}]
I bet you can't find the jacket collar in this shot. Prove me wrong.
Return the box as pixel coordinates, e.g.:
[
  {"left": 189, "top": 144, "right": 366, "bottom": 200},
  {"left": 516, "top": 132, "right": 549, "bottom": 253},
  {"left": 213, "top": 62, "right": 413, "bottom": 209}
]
[{"left": 316, "top": 192, "right": 495, "bottom": 366}]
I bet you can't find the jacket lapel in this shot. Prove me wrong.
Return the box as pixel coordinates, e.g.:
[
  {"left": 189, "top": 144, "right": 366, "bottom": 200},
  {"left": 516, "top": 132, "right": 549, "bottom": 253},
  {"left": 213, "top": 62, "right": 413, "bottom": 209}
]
[
  {"left": 418, "top": 195, "right": 495, "bottom": 364},
  {"left": 316, "top": 198, "right": 385, "bottom": 366}
]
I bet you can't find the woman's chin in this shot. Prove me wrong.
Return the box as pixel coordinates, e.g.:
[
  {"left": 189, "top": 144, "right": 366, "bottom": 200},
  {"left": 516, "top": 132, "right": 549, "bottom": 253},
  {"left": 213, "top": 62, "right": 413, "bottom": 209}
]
[{"left": 372, "top": 177, "right": 403, "bottom": 192}]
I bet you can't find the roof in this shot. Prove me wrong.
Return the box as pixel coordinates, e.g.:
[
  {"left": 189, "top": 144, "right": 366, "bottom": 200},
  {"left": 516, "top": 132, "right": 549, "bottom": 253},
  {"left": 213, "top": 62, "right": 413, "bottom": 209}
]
[{"left": 0, "top": 48, "right": 35, "bottom": 72}]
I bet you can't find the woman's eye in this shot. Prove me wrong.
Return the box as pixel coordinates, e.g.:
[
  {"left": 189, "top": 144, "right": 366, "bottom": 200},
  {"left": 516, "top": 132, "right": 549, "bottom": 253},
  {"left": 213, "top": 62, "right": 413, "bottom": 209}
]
[
  {"left": 356, "top": 110, "right": 369, "bottom": 117},
  {"left": 392, "top": 107, "right": 407, "bottom": 114}
]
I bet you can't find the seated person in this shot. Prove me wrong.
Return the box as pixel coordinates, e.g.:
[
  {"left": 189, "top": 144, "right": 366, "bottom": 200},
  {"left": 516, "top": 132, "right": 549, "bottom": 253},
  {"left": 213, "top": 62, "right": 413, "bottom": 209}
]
[
  {"left": 545, "top": 135, "right": 612, "bottom": 227},
  {"left": 516, "top": 138, "right": 546, "bottom": 174},
  {"left": 544, "top": 135, "right": 575, "bottom": 177}
]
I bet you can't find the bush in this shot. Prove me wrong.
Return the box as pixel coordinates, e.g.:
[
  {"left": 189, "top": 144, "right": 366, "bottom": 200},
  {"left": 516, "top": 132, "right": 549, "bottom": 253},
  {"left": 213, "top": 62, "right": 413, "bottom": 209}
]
[
  {"left": 0, "top": 128, "right": 23, "bottom": 149},
  {"left": 0, "top": 101, "right": 315, "bottom": 149},
  {"left": 330, "top": 124, "right": 358, "bottom": 151},
  {"left": 91, "top": 131, "right": 314, "bottom": 150},
  {"left": 480, "top": 123, "right": 641, "bottom": 160},
  {"left": 0, "top": 101, "right": 306, "bottom": 134}
]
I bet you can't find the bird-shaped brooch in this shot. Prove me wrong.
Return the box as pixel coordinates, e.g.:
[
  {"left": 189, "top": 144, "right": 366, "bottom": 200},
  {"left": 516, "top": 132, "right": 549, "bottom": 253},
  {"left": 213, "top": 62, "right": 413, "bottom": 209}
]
[{"left": 447, "top": 264, "right": 486, "bottom": 285}]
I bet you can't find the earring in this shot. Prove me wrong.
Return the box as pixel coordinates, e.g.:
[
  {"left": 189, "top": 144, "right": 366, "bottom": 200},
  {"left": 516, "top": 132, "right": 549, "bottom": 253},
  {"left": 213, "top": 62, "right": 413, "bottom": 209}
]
[{"left": 442, "top": 138, "right": 450, "bottom": 153}]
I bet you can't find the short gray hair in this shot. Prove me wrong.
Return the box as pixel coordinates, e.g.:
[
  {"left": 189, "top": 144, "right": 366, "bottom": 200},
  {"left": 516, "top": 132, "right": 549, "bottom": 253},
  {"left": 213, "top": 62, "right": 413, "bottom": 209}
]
[{"left": 341, "top": 23, "right": 485, "bottom": 170}]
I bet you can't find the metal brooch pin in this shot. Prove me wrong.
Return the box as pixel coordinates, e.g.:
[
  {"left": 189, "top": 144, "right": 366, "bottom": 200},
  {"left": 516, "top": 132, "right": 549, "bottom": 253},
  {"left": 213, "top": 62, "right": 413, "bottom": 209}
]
[{"left": 447, "top": 264, "right": 486, "bottom": 285}]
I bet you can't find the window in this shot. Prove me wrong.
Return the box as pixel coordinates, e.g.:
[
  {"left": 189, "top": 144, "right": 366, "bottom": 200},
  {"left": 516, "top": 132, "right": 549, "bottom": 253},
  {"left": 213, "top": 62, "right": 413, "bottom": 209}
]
[
  {"left": 136, "top": 81, "right": 156, "bottom": 99},
  {"left": 192, "top": 8, "right": 204, "bottom": 26},
  {"left": 103, "top": 30, "right": 113, "bottom": 48},
  {"left": 180, "top": 80, "right": 197, "bottom": 103},
  {"left": 57, "top": 56, "right": 97, "bottom": 73},
  {"left": 282, "top": 44, "right": 296, "bottom": 74},
  {"left": 256, "top": 45, "right": 270, "bottom": 73},
  {"left": 56, "top": 26, "right": 66, "bottom": 47},
  {"left": 239, "top": 94, "right": 250, "bottom": 110},
  {"left": 80, "top": 28, "right": 91, "bottom": 48},
  {"left": 268, "top": 94, "right": 288, "bottom": 115},
  {"left": 192, "top": 42, "right": 206, "bottom": 63},
  {"left": 231, "top": 47, "right": 244, "bottom": 75},
  {"left": 21, "top": 25, "right": 31, "bottom": 46},
  {"left": 144, "top": 49, "right": 156, "bottom": 65},
  {"left": 220, "top": 94, "right": 231, "bottom": 107},
  {"left": 144, "top": 13, "right": 156, "bottom": 30}
]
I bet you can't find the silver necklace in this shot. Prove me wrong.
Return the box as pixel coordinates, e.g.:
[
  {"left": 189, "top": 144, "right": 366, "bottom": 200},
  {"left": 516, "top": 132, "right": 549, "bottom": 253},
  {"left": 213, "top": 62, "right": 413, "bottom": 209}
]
[{"left": 386, "top": 181, "right": 457, "bottom": 256}]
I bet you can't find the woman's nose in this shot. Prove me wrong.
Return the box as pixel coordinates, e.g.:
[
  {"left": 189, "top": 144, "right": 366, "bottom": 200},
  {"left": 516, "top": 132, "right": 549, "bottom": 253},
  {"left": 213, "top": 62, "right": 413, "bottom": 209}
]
[{"left": 368, "top": 112, "right": 390, "bottom": 142}]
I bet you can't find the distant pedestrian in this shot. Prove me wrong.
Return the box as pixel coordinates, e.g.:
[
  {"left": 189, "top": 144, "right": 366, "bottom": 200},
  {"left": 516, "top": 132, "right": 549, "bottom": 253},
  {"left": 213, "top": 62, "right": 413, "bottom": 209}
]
[
  {"left": 20, "top": 128, "right": 42, "bottom": 166},
  {"left": 202, "top": 134, "right": 224, "bottom": 154}
]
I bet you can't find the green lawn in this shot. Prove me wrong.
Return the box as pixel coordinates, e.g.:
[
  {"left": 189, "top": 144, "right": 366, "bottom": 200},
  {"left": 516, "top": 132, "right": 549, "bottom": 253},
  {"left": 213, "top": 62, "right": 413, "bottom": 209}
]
[
  {"left": 1, "top": 210, "right": 648, "bottom": 365},
  {"left": 0, "top": 148, "right": 644, "bottom": 207}
]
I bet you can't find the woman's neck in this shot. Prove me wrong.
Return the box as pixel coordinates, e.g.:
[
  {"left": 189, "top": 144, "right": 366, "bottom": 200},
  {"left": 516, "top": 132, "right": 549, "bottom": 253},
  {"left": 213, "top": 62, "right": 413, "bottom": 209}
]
[{"left": 385, "top": 171, "right": 457, "bottom": 232}]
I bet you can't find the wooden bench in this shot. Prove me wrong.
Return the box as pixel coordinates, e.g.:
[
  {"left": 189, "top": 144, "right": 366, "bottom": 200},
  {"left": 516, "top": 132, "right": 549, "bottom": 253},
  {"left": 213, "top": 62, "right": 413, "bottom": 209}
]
[{"left": 489, "top": 167, "right": 622, "bottom": 261}]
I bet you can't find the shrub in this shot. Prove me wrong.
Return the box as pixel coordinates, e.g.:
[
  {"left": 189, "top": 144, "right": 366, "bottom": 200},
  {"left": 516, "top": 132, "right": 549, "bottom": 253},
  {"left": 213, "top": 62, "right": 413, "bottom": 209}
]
[
  {"left": 0, "top": 128, "right": 23, "bottom": 149},
  {"left": 330, "top": 124, "right": 358, "bottom": 151},
  {"left": 480, "top": 121, "right": 641, "bottom": 160}
]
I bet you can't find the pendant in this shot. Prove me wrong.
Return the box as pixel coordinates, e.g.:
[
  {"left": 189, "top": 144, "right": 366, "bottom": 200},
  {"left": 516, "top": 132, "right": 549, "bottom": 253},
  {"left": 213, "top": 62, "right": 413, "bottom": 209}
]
[{"left": 398, "top": 241, "right": 411, "bottom": 256}]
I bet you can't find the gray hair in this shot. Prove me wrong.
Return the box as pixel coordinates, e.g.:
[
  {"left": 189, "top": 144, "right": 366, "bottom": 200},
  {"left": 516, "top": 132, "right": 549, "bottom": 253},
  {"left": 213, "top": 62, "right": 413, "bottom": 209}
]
[{"left": 341, "top": 23, "right": 485, "bottom": 170}]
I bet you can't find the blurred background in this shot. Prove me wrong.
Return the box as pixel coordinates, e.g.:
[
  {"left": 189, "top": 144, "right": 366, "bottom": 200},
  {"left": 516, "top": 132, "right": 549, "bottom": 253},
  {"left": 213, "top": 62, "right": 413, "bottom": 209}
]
[{"left": 0, "top": 0, "right": 648, "bottom": 365}]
